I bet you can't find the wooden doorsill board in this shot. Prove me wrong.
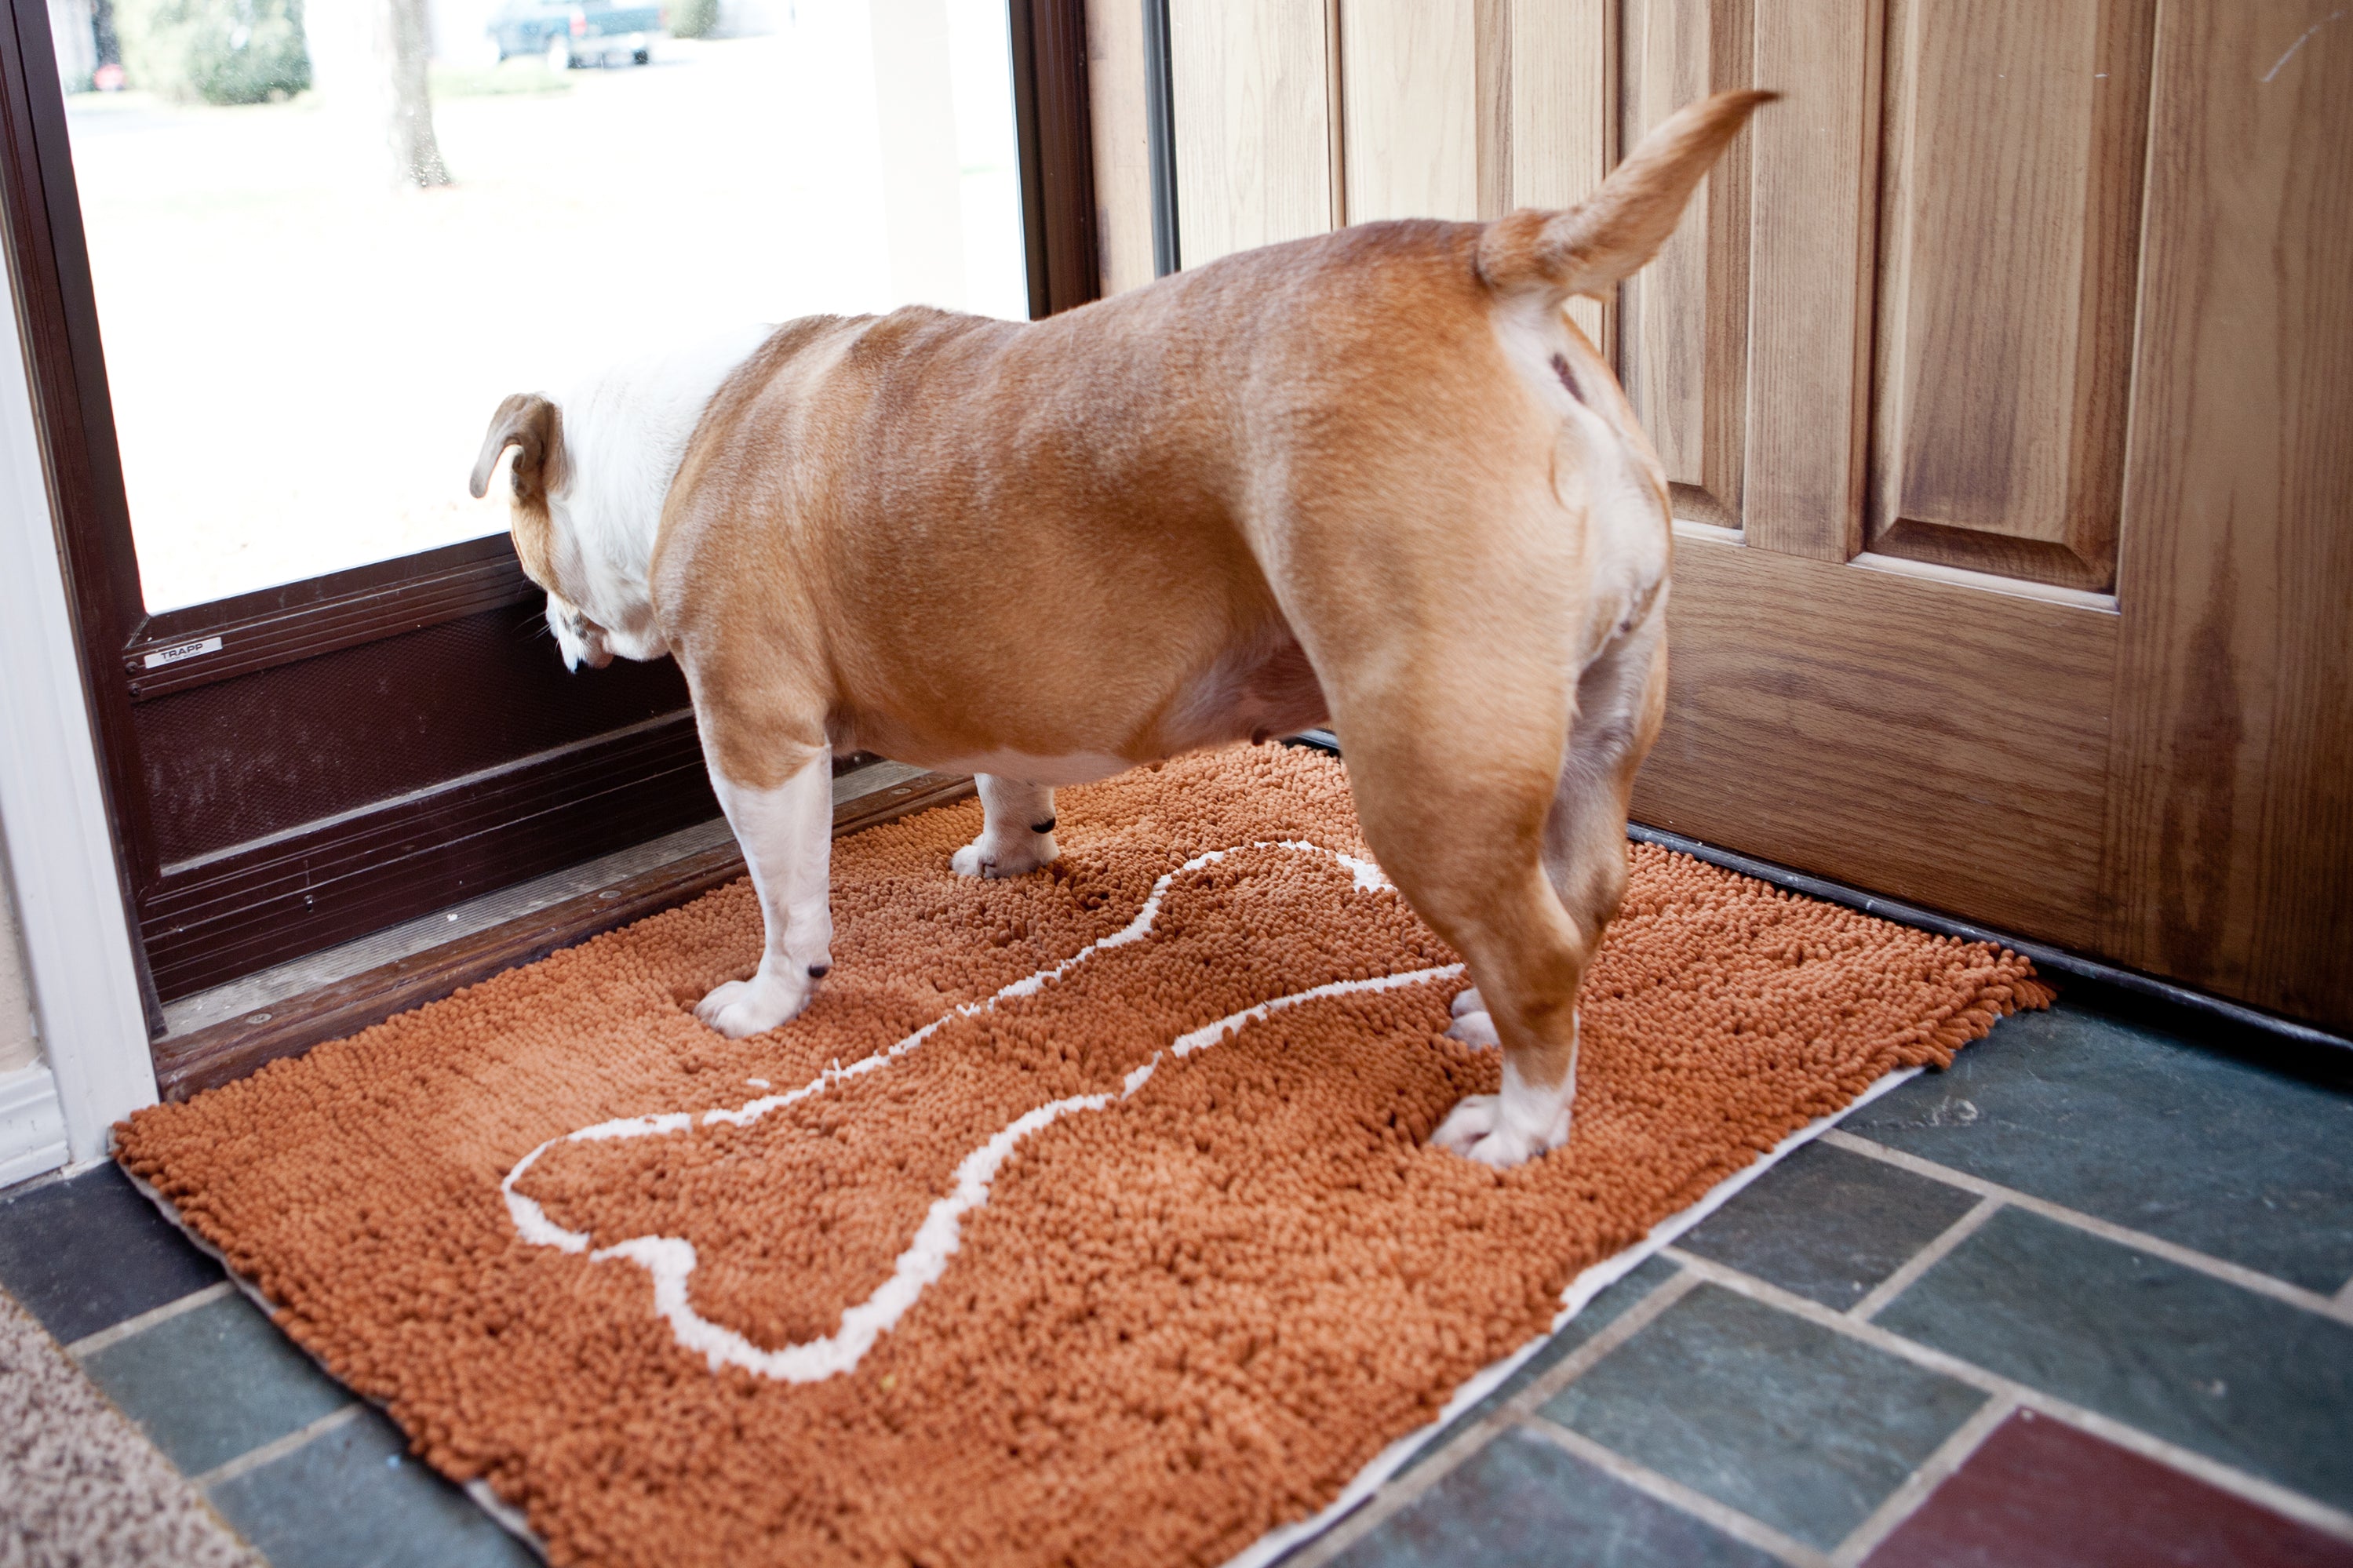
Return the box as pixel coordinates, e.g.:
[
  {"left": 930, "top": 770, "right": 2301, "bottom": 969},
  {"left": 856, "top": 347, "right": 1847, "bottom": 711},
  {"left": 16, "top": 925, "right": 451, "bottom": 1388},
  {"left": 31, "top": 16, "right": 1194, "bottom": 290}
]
[{"left": 149, "top": 769, "right": 976, "bottom": 1102}]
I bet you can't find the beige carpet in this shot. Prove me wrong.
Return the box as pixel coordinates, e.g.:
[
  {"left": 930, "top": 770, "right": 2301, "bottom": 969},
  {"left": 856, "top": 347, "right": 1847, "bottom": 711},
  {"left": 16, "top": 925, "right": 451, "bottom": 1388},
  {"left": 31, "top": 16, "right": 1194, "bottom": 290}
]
[{"left": 0, "top": 1286, "right": 257, "bottom": 1568}]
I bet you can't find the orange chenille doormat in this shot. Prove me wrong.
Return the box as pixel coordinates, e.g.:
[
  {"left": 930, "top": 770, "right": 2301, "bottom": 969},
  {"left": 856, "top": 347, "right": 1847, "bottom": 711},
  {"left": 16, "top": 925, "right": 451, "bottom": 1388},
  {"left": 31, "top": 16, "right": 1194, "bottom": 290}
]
[{"left": 115, "top": 746, "right": 2049, "bottom": 1568}]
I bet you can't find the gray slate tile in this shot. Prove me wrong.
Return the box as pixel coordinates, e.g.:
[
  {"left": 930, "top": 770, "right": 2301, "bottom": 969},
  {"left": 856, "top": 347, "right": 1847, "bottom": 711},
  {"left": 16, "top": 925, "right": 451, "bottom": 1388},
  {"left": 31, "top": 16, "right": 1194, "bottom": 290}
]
[
  {"left": 79, "top": 1290, "right": 352, "bottom": 1476},
  {"left": 1845, "top": 1004, "right": 2353, "bottom": 1294},
  {"left": 1395, "top": 1253, "right": 1685, "bottom": 1477},
  {"left": 1677, "top": 1141, "right": 1981, "bottom": 1309},
  {"left": 0, "top": 1163, "right": 222, "bottom": 1343},
  {"left": 1335, "top": 1426, "right": 1782, "bottom": 1568},
  {"left": 1543, "top": 1283, "right": 1985, "bottom": 1551},
  {"left": 207, "top": 1406, "right": 537, "bottom": 1568},
  {"left": 1874, "top": 1205, "right": 2353, "bottom": 1512}
]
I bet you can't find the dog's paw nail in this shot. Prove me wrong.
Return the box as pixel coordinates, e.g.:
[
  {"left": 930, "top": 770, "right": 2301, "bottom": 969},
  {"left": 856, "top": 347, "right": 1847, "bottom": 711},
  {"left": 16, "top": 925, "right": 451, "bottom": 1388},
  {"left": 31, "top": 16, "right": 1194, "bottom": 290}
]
[{"left": 1444, "top": 1010, "right": 1500, "bottom": 1049}]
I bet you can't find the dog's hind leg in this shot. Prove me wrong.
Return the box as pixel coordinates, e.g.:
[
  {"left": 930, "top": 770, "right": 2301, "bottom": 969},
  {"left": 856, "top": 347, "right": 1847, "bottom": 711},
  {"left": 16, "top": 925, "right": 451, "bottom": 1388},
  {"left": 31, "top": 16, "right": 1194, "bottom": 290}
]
[
  {"left": 1318, "top": 634, "right": 1588, "bottom": 1167},
  {"left": 1444, "top": 607, "right": 1668, "bottom": 1111},
  {"left": 694, "top": 744, "right": 836, "bottom": 1039},
  {"left": 952, "top": 775, "right": 1061, "bottom": 879}
]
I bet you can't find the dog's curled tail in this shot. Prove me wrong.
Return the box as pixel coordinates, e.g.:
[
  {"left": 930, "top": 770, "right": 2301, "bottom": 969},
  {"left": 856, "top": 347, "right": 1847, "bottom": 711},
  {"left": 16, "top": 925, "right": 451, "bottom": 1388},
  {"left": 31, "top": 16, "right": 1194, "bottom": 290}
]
[{"left": 1477, "top": 89, "right": 1776, "bottom": 302}]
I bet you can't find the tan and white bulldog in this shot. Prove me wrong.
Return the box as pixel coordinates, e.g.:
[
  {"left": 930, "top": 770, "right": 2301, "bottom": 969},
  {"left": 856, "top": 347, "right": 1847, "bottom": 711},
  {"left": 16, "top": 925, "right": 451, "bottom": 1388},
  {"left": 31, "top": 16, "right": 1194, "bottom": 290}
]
[{"left": 470, "top": 91, "right": 1768, "bottom": 1167}]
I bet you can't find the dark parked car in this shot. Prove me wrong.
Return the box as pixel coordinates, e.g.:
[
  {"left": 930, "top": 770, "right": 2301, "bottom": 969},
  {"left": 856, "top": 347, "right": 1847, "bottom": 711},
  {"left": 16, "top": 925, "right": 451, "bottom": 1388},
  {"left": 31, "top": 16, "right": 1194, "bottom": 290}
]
[{"left": 490, "top": 0, "right": 667, "bottom": 67}]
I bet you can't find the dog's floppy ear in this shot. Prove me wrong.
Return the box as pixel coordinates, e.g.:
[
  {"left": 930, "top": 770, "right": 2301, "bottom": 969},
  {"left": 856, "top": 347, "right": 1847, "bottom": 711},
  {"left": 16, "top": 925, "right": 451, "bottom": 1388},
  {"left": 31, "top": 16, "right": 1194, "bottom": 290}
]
[{"left": 469, "top": 393, "right": 566, "bottom": 503}]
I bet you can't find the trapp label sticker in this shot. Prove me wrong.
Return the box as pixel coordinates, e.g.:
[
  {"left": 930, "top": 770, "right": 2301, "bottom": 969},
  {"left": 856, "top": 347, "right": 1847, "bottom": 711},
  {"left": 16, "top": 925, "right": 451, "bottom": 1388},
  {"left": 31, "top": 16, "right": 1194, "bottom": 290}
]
[{"left": 141, "top": 635, "right": 223, "bottom": 669}]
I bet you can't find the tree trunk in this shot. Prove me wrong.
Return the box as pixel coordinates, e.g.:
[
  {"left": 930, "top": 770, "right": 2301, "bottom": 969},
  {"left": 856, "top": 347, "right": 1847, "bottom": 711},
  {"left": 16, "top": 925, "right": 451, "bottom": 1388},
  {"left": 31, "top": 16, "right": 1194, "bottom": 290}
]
[{"left": 383, "top": 0, "right": 449, "bottom": 188}]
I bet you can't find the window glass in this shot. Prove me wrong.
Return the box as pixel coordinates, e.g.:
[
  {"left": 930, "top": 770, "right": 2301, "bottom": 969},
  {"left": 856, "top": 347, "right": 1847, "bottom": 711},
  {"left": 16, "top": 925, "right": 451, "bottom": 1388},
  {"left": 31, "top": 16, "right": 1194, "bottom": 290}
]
[{"left": 61, "top": 0, "right": 1025, "bottom": 612}]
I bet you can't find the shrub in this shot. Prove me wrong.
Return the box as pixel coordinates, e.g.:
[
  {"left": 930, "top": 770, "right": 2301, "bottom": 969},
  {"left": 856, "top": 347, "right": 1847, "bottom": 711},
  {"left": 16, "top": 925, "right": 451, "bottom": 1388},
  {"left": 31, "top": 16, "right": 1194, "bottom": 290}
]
[
  {"left": 117, "top": 0, "right": 311, "bottom": 105},
  {"left": 667, "top": 0, "right": 719, "bottom": 39}
]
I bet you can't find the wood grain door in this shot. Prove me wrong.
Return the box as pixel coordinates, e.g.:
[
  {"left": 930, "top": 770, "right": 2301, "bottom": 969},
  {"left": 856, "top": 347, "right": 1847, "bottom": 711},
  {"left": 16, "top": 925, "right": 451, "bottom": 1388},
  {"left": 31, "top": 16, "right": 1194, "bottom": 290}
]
[{"left": 1151, "top": 0, "right": 2351, "bottom": 1031}]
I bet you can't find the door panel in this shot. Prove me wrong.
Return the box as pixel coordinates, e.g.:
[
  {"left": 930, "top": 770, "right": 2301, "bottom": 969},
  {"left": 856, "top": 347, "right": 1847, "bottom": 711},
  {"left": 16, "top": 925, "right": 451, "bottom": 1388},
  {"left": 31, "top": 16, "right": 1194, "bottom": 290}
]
[
  {"left": 137, "top": 613, "right": 688, "bottom": 870},
  {"left": 2099, "top": 1, "right": 2353, "bottom": 1027},
  {"left": 1340, "top": 0, "right": 1479, "bottom": 224},
  {"left": 1635, "top": 0, "right": 2129, "bottom": 959},
  {"left": 1641, "top": 540, "right": 2118, "bottom": 951},
  {"left": 1744, "top": 0, "right": 1878, "bottom": 562},
  {"left": 1867, "top": 0, "right": 2151, "bottom": 591},
  {"left": 1619, "top": 0, "right": 1753, "bottom": 529},
  {"left": 1169, "top": 0, "right": 1333, "bottom": 264},
  {"left": 1502, "top": 0, "right": 1611, "bottom": 345},
  {"left": 1145, "top": 0, "right": 2351, "bottom": 1029},
  {"left": 140, "top": 713, "right": 708, "bottom": 998}
]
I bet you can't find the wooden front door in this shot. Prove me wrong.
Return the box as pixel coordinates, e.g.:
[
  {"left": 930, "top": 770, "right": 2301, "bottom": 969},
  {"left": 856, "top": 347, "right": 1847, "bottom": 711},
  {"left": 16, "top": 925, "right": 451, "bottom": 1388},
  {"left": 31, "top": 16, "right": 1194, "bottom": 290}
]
[{"left": 1156, "top": 0, "right": 2351, "bottom": 1031}]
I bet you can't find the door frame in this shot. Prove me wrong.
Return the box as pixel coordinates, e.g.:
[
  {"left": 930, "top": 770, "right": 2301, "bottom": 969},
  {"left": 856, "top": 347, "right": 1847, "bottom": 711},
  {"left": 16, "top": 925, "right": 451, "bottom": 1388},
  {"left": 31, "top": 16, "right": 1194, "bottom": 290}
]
[
  {"left": 0, "top": 0, "right": 1098, "bottom": 1023},
  {"left": 0, "top": 216, "right": 152, "bottom": 1162}
]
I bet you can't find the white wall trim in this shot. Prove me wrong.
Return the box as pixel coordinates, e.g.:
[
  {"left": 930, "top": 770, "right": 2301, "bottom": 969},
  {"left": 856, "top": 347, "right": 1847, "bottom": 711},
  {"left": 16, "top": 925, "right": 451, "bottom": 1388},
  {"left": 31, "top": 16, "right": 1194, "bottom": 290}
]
[
  {"left": 0, "top": 259, "right": 158, "bottom": 1160},
  {"left": 0, "top": 1062, "right": 69, "bottom": 1187}
]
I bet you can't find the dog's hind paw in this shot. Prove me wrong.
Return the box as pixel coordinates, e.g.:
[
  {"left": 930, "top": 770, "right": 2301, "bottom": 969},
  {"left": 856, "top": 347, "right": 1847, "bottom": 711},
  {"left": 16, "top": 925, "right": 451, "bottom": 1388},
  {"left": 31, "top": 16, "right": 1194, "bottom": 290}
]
[
  {"left": 694, "top": 970, "right": 815, "bottom": 1039},
  {"left": 1430, "top": 1094, "right": 1506, "bottom": 1160},
  {"left": 1431, "top": 1095, "right": 1568, "bottom": 1168},
  {"left": 1433, "top": 1042, "right": 1576, "bottom": 1167}
]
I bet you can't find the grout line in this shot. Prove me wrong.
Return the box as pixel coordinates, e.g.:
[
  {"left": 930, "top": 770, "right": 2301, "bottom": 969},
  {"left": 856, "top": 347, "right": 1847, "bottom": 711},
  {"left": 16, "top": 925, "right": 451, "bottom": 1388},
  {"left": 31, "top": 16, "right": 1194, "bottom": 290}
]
[
  {"left": 65, "top": 1281, "right": 236, "bottom": 1359},
  {"left": 1518, "top": 1416, "right": 1832, "bottom": 1567},
  {"left": 1849, "top": 1196, "right": 2003, "bottom": 1322},
  {"left": 1272, "top": 1419, "right": 1506, "bottom": 1568},
  {"left": 1818, "top": 1130, "right": 2353, "bottom": 1325},
  {"left": 1276, "top": 1268, "right": 1708, "bottom": 1568},
  {"left": 1506, "top": 1266, "right": 1706, "bottom": 1413},
  {"left": 192, "top": 1402, "right": 363, "bottom": 1491},
  {"left": 1661, "top": 1248, "right": 2353, "bottom": 1545},
  {"left": 1824, "top": 1392, "right": 2017, "bottom": 1567}
]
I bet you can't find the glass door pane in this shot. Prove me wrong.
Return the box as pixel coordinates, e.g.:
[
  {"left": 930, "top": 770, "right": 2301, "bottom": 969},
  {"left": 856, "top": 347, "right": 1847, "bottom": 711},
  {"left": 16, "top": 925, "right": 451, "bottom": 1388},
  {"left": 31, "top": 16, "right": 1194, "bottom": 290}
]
[{"left": 62, "top": 0, "right": 1025, "bottom": 613}]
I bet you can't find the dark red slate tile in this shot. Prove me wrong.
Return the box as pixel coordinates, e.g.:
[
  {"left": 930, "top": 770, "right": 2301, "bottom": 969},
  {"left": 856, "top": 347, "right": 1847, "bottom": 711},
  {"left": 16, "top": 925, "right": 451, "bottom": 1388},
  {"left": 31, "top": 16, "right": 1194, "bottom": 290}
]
[{"left": 1865, "top": 1408, "right": 2353, "bottom": 1568}]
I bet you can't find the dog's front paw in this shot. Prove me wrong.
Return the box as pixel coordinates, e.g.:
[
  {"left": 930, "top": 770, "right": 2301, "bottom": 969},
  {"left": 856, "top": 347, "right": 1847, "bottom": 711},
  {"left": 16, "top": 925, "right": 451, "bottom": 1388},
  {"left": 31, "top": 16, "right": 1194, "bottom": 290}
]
[
  {"left": 950, "top": 831, "right": 1058, "bottom": 879},
  {"left": 694, "top": 970, "right": 815, "bottom": 1039}
]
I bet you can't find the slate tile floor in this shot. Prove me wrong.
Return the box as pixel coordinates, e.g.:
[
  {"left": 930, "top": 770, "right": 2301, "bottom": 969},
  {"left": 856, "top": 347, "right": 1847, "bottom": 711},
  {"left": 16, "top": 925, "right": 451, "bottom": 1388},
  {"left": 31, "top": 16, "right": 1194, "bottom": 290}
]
[
  {"left": 2, "top": 988, "right": 2350, "bottom": 1566},
  {"left": 0, "top": 1162, "right": 532, "bottom": 1568},
  {"left": 1293, "top": 991, "right": 2353, "bottom": 1568}
]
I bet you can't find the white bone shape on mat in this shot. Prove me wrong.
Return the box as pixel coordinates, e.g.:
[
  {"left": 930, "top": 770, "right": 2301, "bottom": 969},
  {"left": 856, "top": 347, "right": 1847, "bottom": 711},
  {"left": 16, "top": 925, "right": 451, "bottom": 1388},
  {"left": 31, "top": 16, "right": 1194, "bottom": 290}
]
[{"left": 501, "top": 840, "right": 1463, "bottom": 1384}]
